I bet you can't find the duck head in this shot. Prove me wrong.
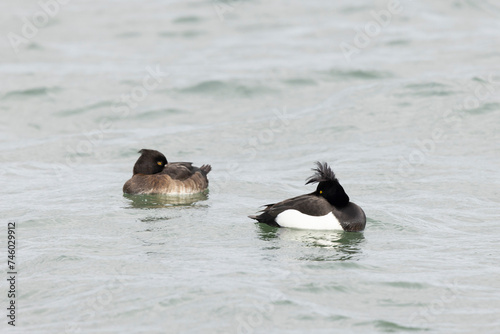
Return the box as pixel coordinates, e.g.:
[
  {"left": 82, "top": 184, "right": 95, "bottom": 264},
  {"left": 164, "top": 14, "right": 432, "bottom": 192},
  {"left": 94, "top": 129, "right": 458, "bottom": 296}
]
[
  {"left": 133, "top": 149, "right": 168, "bottom": 175},
  {"left": 306, "top": 161, "right": 350, "bottom": 208}
]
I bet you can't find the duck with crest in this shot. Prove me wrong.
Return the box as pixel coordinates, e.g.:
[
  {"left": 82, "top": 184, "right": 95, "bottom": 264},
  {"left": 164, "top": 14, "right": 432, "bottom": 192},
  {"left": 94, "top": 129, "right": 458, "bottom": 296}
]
[
  {"left": 249, "top": 162, "right": 366, "bottom": 231},
  {"left": 123, "top": 149, "right": 211, "bottom": 195}
]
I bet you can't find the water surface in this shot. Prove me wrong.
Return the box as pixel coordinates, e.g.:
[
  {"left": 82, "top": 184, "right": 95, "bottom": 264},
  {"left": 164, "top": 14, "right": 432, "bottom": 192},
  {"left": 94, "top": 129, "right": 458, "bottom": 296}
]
[{"left": 1, "top": 0, "right": 499, "bottom": 333}]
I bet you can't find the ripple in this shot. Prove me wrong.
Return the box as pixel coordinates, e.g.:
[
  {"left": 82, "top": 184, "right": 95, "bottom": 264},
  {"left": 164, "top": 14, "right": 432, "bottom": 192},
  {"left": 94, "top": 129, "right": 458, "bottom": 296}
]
[
  {"left": 405, "top": 82, "right": 448, "bottom": 89},
  {"left": 134, "top": 108, "right": 186, "bottom": 120},
  {"left": 358, "top": 319, "right": 428, "bottom": 332},
  {"left": 380, "top": 281, "right": 427, "bottom": 290},
  {"left": 297, "top": 313, "right": 349, "bottom": 321},
  {"left": 294, "top": 282, "right": 348, "bottom": 293},
  {"left": 27, "top": 42, "right": 43, "bottom": 50},
  {"left": 159, "top": 294, "right": 193, "bottom": 306},
  {"left": 463, "top": 102, "right": 499, "bottom": 115},
  {"left": 158, "top": 30, "right": 204, "bottom": 38},
  {"left": 340, "top": 5, "right": 372, "bottom": 14},
  {"left": 179, "top": 80, "right": 277, "bottom": 97},
  {"left": 282, "top": 78, "right": 317, "bottom": 86},
  {"left": 55, "top": 255, "right": 83, "bottom": 262},
  {"left": 323, "top": 69, "right": 392, "bottom": 80},
  {"left": 115, "top": 31, "right": 142, "bottom": 38},
  {"left": 401, "top": 82, "right": 455, "bottom": 97},
  {"left": 466, "top": 0, "right": 500, "bottom": 17},
  {"left": 139, "top": 216, "right": 174, "bottom": 223},
  {"left": 181, "top": 30, "right": 204, "bottom": 38},
  {"left": 172, "top": 16, "right": 203, "bottom": 24},
  {"left": 55, "top": 100, "right": 113, "bottom": 117},
  {"left": 2, "top": 86, "right": 60, "bottom": 99},
  {"left": 158, "top": 31, "right": 177, "bottom": 38}
]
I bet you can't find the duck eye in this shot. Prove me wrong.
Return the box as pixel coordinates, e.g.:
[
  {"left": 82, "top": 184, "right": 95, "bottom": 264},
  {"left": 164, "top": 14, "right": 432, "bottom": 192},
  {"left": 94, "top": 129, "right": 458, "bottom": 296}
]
[
  {"left": 319, "top": 190, "right": 323, "bottom": 194},
  {"left": 157, "top": 161, "right": 163, "bottom": 166}
]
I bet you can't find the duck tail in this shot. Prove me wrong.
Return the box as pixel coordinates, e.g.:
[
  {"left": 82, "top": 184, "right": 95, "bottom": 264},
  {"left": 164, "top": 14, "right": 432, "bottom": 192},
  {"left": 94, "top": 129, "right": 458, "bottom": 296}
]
[{"left": 200, "top": 164, "right": 212, "bottom": 175}]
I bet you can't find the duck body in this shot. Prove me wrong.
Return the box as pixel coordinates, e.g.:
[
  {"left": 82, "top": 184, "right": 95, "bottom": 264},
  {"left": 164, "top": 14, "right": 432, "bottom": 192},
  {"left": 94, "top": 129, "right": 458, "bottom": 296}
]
[
  {"left": 249, "top": 162, "right": 366, "bottom": 232},
  {"left": 123, "top": 149, "right": 211, "bottom": 195}
]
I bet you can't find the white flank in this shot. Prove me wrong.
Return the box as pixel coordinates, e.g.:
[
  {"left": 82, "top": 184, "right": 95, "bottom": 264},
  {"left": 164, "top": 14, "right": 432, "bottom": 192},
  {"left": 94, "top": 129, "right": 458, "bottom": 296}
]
[{"left": 276, "top": 209, "right": 343, "bottom": 230}]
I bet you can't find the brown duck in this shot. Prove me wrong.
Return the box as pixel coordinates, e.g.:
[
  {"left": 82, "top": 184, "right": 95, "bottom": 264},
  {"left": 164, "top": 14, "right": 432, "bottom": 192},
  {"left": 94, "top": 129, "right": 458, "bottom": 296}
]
[{"left": 123, "top": 149, "right": 211, "bottom": 195}]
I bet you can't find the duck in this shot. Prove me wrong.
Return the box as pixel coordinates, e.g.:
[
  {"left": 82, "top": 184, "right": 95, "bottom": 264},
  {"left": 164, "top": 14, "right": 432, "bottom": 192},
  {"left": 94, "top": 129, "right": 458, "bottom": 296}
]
[
  {"left": 123, "top": 149, "right": 211, "bottom": 195},
  {"left": 249, "top": 162, "right": 366, "bottom": 231}
]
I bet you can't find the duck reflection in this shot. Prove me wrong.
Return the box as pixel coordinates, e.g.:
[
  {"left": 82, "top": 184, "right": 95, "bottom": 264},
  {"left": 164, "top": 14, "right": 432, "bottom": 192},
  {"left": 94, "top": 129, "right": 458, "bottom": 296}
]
[
  {"left": 256, "top": 223, "right": 365, "bottom": 261},
  {"left": 123, "top": 192, "right": 208, "bottom": 209}
]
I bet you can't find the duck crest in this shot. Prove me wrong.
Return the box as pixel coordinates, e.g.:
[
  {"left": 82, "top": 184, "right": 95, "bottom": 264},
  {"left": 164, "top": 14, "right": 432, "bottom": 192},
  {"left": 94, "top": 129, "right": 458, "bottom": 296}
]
[
  {"left": 305, "top": 161, "right": 337, "bottom": 184},
  {"left": 306, "top": 161, "right": 350, "bottom": 208}
]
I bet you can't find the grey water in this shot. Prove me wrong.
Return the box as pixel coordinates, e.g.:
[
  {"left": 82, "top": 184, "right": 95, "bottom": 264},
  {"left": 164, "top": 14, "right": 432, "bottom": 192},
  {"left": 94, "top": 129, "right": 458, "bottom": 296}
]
[{"left": 1, "top": 0, "right": 500, "bottom": 333}]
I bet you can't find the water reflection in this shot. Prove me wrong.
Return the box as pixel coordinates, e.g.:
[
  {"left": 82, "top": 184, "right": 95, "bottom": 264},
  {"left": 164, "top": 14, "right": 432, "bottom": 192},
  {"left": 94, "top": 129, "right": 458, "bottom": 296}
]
[
  {"left": 296, "top": 230, "right": 365, "bottom": 261},
  {"left": 123, "top": 192, "right": 208, "bottom": 209},
  {"left": 256, "top": 223, "right": 365, "bottom": 261},
  {"left": 257, "top": 223, "right": 280, "bottom": 241}
]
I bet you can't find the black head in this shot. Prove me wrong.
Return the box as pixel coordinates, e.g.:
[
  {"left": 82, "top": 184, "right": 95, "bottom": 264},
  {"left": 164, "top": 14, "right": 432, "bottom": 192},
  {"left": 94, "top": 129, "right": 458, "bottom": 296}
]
[
  {"left": 132, "top": 149, "right": 168, "bottom": 175},
  {"left": 306, "top": 161, "right": 350, "bottom": 208}
]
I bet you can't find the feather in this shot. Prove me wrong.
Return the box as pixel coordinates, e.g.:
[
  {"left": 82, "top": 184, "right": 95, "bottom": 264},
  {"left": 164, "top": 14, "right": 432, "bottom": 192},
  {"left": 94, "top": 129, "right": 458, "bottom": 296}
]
[{"left": 305, "top": 161, "right": 337, "bottom": 184}]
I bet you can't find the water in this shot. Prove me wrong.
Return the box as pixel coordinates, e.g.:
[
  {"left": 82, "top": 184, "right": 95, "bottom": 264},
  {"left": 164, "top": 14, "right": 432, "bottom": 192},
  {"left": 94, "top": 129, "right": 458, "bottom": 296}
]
[{"left": 1, "top": 0, "right": 500, "bottom": 333}]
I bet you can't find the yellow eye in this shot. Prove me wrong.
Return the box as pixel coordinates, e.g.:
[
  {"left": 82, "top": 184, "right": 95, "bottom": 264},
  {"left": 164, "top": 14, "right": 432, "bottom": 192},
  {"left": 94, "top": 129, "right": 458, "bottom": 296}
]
[
  {"left": 157, "top": 161, "right": 162, "bottom": 166},
  {"left": 319, "top": 190, "right": 323, "bottom": 194}
]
